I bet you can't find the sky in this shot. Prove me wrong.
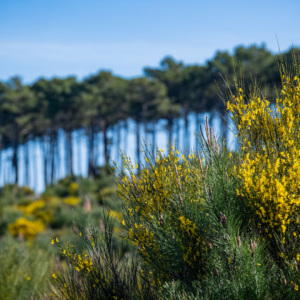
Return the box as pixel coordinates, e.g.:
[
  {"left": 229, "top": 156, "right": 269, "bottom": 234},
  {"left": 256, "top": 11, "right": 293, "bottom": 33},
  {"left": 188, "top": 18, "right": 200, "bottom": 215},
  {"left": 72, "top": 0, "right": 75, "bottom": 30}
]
[{"left": 0, "top": 0, "right": 300, "bottom": 84}]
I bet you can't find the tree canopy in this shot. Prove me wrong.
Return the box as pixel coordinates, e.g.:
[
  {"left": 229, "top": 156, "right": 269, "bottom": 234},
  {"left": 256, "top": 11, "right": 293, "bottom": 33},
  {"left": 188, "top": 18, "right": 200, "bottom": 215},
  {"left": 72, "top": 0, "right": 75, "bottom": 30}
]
[{"left": 0, "top": 44, "right": 292, "bottom": 188}]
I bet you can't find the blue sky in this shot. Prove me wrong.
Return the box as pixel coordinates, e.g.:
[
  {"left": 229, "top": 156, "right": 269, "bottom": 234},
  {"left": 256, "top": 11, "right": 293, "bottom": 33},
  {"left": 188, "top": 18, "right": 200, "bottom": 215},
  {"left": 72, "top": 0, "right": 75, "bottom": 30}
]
[{"left": 0, "top": 0, "right": 299, "bottom": 84}]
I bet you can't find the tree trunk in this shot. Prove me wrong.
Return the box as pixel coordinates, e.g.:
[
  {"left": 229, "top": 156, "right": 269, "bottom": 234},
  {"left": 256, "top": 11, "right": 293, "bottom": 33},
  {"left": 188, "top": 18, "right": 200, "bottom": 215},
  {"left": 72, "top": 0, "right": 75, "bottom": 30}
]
[
  {"left": 24, "top": 140, "right": 29, "bottom": 186},
  {"left": 42, "top": 136, "right": 48, "bottom": 187},
  {"left": 88, "top": 126, "right": 95, "bottom": 176},
  {"left": 34, "top": 139, "right": 38, "bottom": 190},
  {"left": 220, "top": 107, "right": 227, "bottom": 148},
  {"left": 50, "top": 132, "right": 55, "bottom": 185},
  {"left": 0, "top": 134, "right": 2, "bottom": 180},
  {"left": 124, "top": 120, "right": 128, "bottom": 154},
  {"left": 152, "top": 120, "right": 156, "bottom": 155},
  {"left": 103, "top": 122, "right": 109, "bottom": 165},
  {"left": 55, "top": 134, "right": 60, "bottom": 180},
  {"left": 12, "top": 122, "right": 19, "bottom": 185},
  {"left": 195, "top": 113, "right": 201, "bottom": 151},
  {"left": 117, "top": 121, "right": 121, "bottom": 165},
  {"left": 77, "top": 130, "right": 82, "bottom": 175},
  {"left": 184, "top": 110, "right": 189, "bottom": 151},
  {"left": 176, "top": 118, "right": 180, "bottom": 149},
  {"left": 142, "top": 101, "right": 148, "bottom": 144},
  {"left": 167, "top": 117, "right": 173, "bottom": 145},
  {"left": 136, "top": 120, "right": 140, "bottom": 165},
  {"left": 66, "top": 130, "right": 73, "bottom": 176}
]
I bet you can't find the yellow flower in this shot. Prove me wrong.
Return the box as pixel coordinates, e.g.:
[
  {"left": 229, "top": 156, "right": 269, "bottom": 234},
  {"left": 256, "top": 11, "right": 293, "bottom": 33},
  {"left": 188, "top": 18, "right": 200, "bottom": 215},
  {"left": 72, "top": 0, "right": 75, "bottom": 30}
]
[
  {"left": 53, "top": 273, "right": 57, "bottom": 279},
  {"left": 122, "top": 220, "right": 125, "bottom": 226},
  {"left": 161, "top": 148, "right": 164, "bottom": 152},
  {"left": 27, "top": 277, "right": 31, "bottom": 280},
  {"left": 56, "top": 237, "right": 59, "bottom": 243},
  {"left": 79, "top": 232, "right": 82, "bottom": 237},
  {"left": 51, "top": 239, "right": 54, "bottom": 245}
]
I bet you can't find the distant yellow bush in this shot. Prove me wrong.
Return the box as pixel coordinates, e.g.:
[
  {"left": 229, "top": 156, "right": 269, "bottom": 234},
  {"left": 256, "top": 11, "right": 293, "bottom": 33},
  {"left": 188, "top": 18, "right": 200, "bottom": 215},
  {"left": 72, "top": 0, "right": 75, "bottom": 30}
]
[
  {"left": 8, "top": 218, "right": 45, "bottom": 240},
  {"left": 68, "top": 182, "right": 79, "bottom": 195},
  {"left": 19, "top": 199, "right": 45, "bottom": 216},
  {"left": 63, "top": 196, "right": 80, "bottom": 206}
]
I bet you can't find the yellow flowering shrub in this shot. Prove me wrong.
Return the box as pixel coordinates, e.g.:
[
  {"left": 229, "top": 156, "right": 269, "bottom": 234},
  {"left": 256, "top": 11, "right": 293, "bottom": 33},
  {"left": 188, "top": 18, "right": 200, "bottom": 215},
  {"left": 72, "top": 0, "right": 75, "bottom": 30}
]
[
  {"left": 68, "top": 182, "right": 79, "bottom": 195},
  {"left": 19, "top": 199, "right": 45, "bottom": 216},
  {"left": 63, "top": 196, "right": 80, "bottom": 206},
  {"left": 117, "top": 146, "right": 214, "bottom": 282},
  {"left": 8, "top": 218, "right": 45, "bottom": 240},
  {"left": 226, "top": 57, "right": 300, "bottom": 259},
  {"left": 19, "top": 199, "right": 54, "bottom": 223},
  {"left": 50, "top": 219, "right": 157, "bottom": 300},
  {"left": 109, "top": 209, "right": 123, "bottom": 222}
]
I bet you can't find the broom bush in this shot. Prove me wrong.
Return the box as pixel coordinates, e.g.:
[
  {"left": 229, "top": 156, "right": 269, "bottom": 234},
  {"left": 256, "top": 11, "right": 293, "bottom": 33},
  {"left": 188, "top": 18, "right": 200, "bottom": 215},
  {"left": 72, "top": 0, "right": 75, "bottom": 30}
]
[{"left": 50, "top": 54, "right": 300, "bottom": 299}]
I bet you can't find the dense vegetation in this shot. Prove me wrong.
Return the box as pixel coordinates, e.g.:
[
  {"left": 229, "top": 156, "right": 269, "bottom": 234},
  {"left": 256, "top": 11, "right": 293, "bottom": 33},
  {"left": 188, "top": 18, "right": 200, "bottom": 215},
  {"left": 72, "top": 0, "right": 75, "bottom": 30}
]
[
  {"left": 0, "top": 44, "right": 291, "bottom": 189},
  {"left": 46, "top": 53, "right": 300, "bottom": 299},
  {"left": 0, "top": 166, "right": 124, "bottom": 299},
  {"left": 1, "top": 47, "right": 300, "bottom": 299}
]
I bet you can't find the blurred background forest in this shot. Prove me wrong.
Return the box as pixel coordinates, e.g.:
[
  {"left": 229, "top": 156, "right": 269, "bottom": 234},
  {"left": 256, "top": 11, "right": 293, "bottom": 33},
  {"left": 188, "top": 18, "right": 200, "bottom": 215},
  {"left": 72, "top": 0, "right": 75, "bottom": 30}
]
[{"left": 0, "top": 45, "right": 291, "bottom": 192}]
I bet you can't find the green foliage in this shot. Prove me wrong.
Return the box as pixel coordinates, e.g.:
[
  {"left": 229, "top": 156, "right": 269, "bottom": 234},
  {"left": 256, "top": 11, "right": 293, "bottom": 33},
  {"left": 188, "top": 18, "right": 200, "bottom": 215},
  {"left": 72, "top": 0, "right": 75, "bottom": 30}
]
[
  {"left": 52, "top": 110, "right": 300, "bottom": 299},
  {"left": 0, "top": 236, "right": 53, "bottom": 300},
  {"left": 0, "top": 168, "right": 123, "bottom": 299},
  {"left": 50, "top": 216, "right": 155, "bottom": 300}
]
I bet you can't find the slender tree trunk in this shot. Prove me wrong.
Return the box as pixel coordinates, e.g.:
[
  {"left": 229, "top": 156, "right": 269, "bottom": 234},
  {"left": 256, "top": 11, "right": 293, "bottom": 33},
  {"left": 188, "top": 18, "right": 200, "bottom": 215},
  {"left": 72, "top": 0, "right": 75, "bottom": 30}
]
[
  {"left": 77, "top": 130, "right": 81, "bottom": 175},
  {"left": 88, "top": 126, "right": 95, "bottom": 176},
  {"left": 55, "top": 134, "right": 60, "bottom": 179},
  {"left": 103, "top": 122, "right": 109, "bottom": 165},
  {"left": 24, "top": 140, "right": 29, "bottom": 186},
  {"left": 0, "top": 134, "right": 2, "bottom": 180},
  {"left": 152, "top": 120, "right": 156, "bottom": 155},
  {"left": 66, "top": 130, "right": 73, "bottom": 176},
  {"left": 136, "top": 120, "right": 140, "bottom": 165},
  {"left": 50, "top": 132, "right": 55, "bottom": 185},
  {"left": 176, "top": 118, "right": 180, "bottom": 149},
  {"left": 220, "top": 107, "right": 227, "bottom": 147},
  {"left": 12, "top": 122, "right": 19, "bottom": 185},
  {"left": 94, "top": 130, "right": 100, "bottom": 168},
  {"left": 195, "top": 113, "right": 201, "bottom": 150},
  {"left": 117, "top": 121, "right": 121, "bottom": 165},
  {"left": 34, "top": 139, "right": 38, "bottom": 190},
  {"left": 184, "top": 110, "right": 189, "bottom": 151},
  {"left": 43, "top": 136, "right": 48, "bottom": 187},
  {"left": 142, "top": 102, "right": 148, "bottom": 144},
  {"left": 167, "top": 117, "right": 173, "bottom": 145},
  {"left": 124, "top": 120, "right": 128, "bottom": 154}
]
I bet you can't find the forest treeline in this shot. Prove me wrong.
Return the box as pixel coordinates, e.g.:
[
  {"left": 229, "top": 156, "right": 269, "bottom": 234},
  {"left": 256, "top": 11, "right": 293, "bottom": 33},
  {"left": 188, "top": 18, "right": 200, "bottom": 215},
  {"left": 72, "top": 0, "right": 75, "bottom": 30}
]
[{"left": 0, "top": 44, "right": 293, "bottom": 187}]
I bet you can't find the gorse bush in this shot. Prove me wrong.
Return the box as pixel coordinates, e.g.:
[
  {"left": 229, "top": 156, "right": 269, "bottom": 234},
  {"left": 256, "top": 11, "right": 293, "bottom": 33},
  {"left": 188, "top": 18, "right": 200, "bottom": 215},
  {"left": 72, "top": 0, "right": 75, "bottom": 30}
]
[
  {"left": 8, "top": 217, "right": 45, "bottom": 240},
  {"left": 50, "top": 216, "right": 156, "bottom": 300},
  {"left": 50, "top": 55, "right": 300, "bottom": 299},
  {"left": 226, "top": 54, "right": 300, "bottom": 263}
]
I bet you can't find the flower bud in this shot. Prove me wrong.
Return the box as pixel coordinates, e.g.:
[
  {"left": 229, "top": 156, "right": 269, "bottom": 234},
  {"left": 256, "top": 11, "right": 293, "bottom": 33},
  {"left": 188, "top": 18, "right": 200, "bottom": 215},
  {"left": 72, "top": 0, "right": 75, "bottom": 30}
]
[{"left": 238, "top": 236, "right": 241, "bottom": 248}]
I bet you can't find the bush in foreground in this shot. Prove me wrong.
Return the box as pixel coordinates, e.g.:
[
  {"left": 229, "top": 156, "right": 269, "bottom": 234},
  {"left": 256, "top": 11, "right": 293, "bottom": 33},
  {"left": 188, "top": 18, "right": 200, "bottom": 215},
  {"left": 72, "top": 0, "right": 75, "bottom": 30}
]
[{"left": 50, "top": 55, "right": 300, "bottom": 299}]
